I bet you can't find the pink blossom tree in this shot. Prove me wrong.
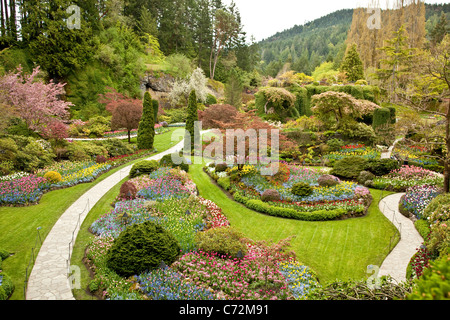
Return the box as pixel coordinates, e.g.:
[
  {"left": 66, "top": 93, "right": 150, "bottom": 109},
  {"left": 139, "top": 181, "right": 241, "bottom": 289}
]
[{"left": 0, "top": 66, "right": 72, "bottom": 136}]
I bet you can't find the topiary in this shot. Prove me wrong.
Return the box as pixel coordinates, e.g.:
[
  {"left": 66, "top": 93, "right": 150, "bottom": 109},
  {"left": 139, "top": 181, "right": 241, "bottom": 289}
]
[
  {"left": 119, "top": 181, "right": 138, "bottom": 200},
  {"left": 261, "top": 189, "right": 281, "bottom": 202},
  {"left": 195, "top": 227, "right": 247, "bottom": 258},
  {"left": 106, "top": 221, "right": 181, "bottom": 277},
  {"left": 291, "top": 182, "right": 313, "bottom": 197},
  {"left": 318, "top": 174, "right": 341, "bottom": 187},
  {"left": 44, "top": 171, "right": 62, "bottom": 183},
  {"left": 129, "top": 160, "right": 159, "bottom": 178},
  {"left": 365, "top": 159, "right": 400, "bottom": 176},
  {"left": 331, "top": 156, "right": 368, "bottom": 179}
]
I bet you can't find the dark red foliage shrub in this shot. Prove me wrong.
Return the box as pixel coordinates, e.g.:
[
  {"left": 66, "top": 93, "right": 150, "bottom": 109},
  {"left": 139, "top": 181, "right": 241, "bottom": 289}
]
[
  {"left": 96, "top": 155, "right": 107, "bottom": 163},
  {"left": 198, "top": 104, "right": 238, "bottom": 129},
  {"left": 119, "top": 181, "right": 138, "bottom": 200},
  {"left": 261, "top": 189, "right": 281, "bottom": 202}
]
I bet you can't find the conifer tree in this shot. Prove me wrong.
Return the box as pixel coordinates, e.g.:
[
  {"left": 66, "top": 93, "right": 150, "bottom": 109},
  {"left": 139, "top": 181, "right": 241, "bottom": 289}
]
[
  {"left": 430, "top": 12, "right": 449, "bottom": 46},
  {"left": 340, "top": 43, "right": 365, "bottom": 82},
  {"left": 137, "top": 91, "right": 155, "bottom": 150},
  {"left": 184, "top": 90, "right": 200, "bottom": 154}
]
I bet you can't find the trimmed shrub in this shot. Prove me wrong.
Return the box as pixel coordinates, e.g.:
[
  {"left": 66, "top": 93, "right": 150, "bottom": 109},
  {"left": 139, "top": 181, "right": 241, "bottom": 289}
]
[
  {"left": 372, "top": 107, "right": 391, "bottom": 129},
  {"left": 331, "top": 156, "right": 368, "bottom": 179},
  {"left": 291, "top": 182, "right": 313, "bottom": 197},
  {"left": 261, "top": 189, "right": 281, "bottom": 202},
  {"left": 159, "top": 153, "right": 189, "bottom": 172},
  {"left": 214, "top": 163, "right": 228, "bottom": 173},
  {"left": 129, "top": 160, "right": 159, "bottom": 178},
  {"left": 44, "top": 171, "right": 62, "bottom": 183},
  {"left": 365, "top": 159, "right": 400, "bottom": 176},
  {"left": 119, "top": 180, "right": 138, "bottom": 200},
  {"left": 195, "top": 227, "right": 247, "bottom": 258},
  {"left": 357, "top": 170, "right": 375, "bottom": 185},
  {"left": 137, "top": 92, "right": 155, "bottom": 150},
  {"left": 318, "top": 175, "right": 341, "bottom": 187},
  {"left": 106, "top": 221, "right": 181, "bottom": 277}
]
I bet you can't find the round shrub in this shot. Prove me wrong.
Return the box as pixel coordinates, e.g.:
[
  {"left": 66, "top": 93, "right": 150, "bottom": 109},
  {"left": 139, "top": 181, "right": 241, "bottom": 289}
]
[
  {"left": 357, "top": 170, "right": 375, "bottom": 185},
  {"left": 261, "top": 189, "right": 281, "bottom": 202},
  {"left": 331, "top": 156, "right": 368, "bottom": 179},
  {"left": 129, "top": 160, "right": 159, "bottom": 178},
  {"left": 159, "top": 154, "right": 175, "bottom": 167},
  {"left": 106, "top": 221, "right": 181, "bottom": 277},
  {"left": 215, "top": 163, "right": 228, "bottom": 173},
  {"left": 366, "top": 159, "right": 400, "bottom": 176},
  {"left": 195, "top": 227, "right": 247, "bottom": 258},
  {"left": 291, "top": 182, "right": 313, "bottom": 197},
  {"left": 44, "top": 171, "right": 62, "bottom": 183},
  {"left": 119, "top": 180, "right": 138, "bottom": 200},
  {"left": 318, "top": 174, "right": 341, "bottom": 187}
]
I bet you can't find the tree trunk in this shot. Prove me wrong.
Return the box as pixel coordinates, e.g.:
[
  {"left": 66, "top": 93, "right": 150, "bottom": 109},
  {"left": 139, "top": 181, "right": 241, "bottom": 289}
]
[{"left": 128, "top": 130, "right": 131, "bottom": 144}]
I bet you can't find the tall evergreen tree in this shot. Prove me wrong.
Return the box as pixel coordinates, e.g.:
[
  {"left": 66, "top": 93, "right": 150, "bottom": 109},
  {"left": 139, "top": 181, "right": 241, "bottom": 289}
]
[
  {"left": 430, "top": 12, "right": 449, "bottom": 45},
  {"left": 137, "top": 91, "right": 155, "bottom": 150},
  {"left": 225, "top": 67, "right": 243, "bottom": 108},
  {"left": 340, "top": 43, "right": 364, "bottom": 82},
  {"left": 184, "top": 90, "right": 199, "bottom": 154}
]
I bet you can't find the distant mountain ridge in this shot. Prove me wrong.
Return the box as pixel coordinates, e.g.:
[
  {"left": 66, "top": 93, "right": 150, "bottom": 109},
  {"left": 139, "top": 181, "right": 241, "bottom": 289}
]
[{"left": 257, "top": 3, "right": 450, "bottom": 77}]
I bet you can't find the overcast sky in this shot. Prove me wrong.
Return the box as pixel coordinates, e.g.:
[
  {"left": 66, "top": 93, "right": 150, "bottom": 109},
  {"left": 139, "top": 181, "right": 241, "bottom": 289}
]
[{"left": 223, "top": 0, "right": 450, "bottom": 42}]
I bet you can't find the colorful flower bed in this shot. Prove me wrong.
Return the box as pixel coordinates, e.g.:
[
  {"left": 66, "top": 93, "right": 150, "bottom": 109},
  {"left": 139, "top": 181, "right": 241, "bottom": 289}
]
[
  {"left": 401, "top": 185, "right": 441, "bottom": 219},
  {"left": 324, "top": 144, "right": 380, "bottom": 161},
  {"left": 0, "top": 175, "right": 50, "bottom": 205},
  {"left": 372, "top": 165, "right": 443, "bottom": 191},
  {"left": 206, "top": 161, "right": 371, "bottom": 221},
  {"left": 86, "top": 166, "right": 319, "bottom": 300}
]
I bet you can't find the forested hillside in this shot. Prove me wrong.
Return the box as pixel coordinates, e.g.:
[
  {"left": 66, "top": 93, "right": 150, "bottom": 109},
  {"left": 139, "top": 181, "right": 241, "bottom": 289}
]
[
  {"left": 0, "top": 0, "right": 259, "bottom": 120},
  {"left": 257, "top": 3, "right": 450, "bottom": 78}
]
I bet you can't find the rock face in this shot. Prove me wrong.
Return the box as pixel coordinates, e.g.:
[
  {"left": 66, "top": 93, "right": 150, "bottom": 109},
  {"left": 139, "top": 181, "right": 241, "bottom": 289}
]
[{"left": 141, "top": 72, "right": 174, "bottom": 93}]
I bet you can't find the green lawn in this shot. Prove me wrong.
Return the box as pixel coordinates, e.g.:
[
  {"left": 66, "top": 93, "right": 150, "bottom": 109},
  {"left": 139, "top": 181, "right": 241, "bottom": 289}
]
[
  {"left": 0, "top": 127, "right": 182, "bottom": 300},
  {"left": 189, "top": 161, "right": 399, "bottom": 284}
]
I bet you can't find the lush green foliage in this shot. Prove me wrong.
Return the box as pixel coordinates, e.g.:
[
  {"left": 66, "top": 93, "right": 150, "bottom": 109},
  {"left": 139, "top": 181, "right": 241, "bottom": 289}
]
[
  {"left": 291, "top": 182, "right": 313, "bottom": 197},
  {"left": 129, "top": 160, "right": 159, "bottom": 179},
  {"left": 137, "top": 92, "right": 155, "bottom": 150},
  {"left": 195, "top": 226, "right": 247, "bottom": 258},
  {"left": 331, "top": 156, "right": 368, "bottom": 179},
  {"left": 106, "top": 221, "right": 181, "bottom": 277}
]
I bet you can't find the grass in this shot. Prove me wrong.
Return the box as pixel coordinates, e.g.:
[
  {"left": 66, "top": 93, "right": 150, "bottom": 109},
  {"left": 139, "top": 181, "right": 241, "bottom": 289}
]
[
  {"left": 188, "top": 160, "right": 399, "bottom": 284},
  {"left": 0, "top": 127, "right": 182, "bottom": 300},
  {"left": 71, "top": 156, "right": 400, "bottom": 300}
]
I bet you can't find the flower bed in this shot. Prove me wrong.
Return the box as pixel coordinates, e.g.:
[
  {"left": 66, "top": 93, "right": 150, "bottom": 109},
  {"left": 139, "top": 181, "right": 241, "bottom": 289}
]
[
  {"left": 401, "top": 185, "right": 440, "bottom": 219},
  {"left": 205, "top": 162, "right": 371, "bottom": 221},
  {"left": 86, "top": 165, "right": 318, "bottom": 300},
  {"left": 372, "top": 165, "right": 443, "bottom": 191},
  {"left": 324, "top": 144, "right": 380, "bottom": 161},
  {"left": 0, "top": 175, "right": 50, "bottom": 206}
]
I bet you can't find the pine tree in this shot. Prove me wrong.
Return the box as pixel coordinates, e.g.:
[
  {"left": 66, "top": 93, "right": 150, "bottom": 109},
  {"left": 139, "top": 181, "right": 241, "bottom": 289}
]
[
  {"left": 184, "top": 90, "right": 199, "bottom": 154},
  {"left": 340, "top": 43, "right": 365, "bottom": 82},
  {"left": 430, "top": 12, "right": 449, "bottom": 46},
  {"left": 376, "top": 25, "right": 416, "bottom": 100},
  {"left": 225, "top": 68, "right": 243, "bottom": 108},
  {"left": 137, "top": 91, "right": 155, "bottom": 150}
]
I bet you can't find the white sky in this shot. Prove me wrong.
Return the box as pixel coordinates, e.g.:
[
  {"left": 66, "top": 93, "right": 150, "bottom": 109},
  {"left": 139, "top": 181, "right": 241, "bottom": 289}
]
[{"left": 223, "top": 0, "right": 450, "bottom": 42}]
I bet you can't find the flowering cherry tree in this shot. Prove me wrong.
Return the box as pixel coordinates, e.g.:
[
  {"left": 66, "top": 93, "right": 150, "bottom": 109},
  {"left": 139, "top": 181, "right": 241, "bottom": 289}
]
[{"left": 0, "top": 66, "right": 71, "bottom": 135}]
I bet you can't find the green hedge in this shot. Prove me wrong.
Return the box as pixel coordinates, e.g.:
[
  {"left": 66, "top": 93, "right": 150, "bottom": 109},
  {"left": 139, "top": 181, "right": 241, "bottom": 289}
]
[{"left": 233, "top": 191, "right": 350, "bottom": 221}]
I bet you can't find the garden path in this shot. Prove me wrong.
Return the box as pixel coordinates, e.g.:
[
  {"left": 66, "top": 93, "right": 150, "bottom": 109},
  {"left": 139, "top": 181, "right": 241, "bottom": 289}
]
[
  {"left": 25, "top": 138, "right": 188, "bottom": 300},
  {"left": 378, "top": 193, "right": 423, "bottom": 283}
]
